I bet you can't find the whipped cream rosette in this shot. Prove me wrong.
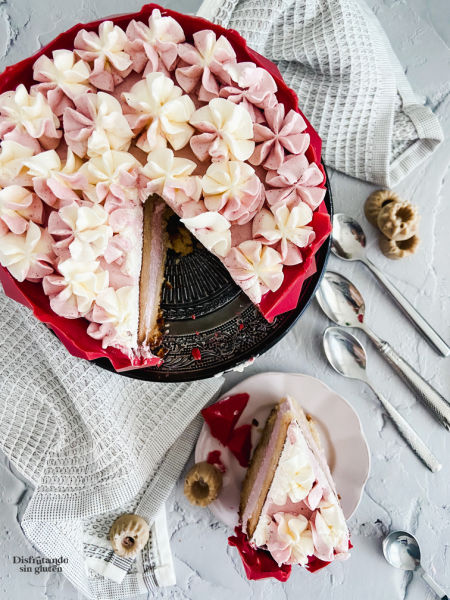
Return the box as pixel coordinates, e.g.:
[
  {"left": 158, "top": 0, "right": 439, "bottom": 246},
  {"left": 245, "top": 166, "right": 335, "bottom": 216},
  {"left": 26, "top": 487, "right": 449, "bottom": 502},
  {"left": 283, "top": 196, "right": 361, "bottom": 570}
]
[
  {"left": 266, "top": 153, "right": 326, "bottom": 210},
  {"left": 266, "top": 513, "right": 315, "bottom": 566},
  {"left": 0, "top": 140, "right": 34, "bottom": 187},
  {"left": 126, "top": 9, "right": 185, "bottom": 74},
  {"left": 176, "top": 30, "right": 236, "bottom": 102},
  {"left": 224, "top": 240, "right": 284, "bottom": 304},
  {"left": 74, "top": 21, "right": 132, "bottom": 91},
  {"left": 202, "top": 160, "right": 264, "bottom": 225},
  {"left": 32, "top": 50, "right": 92, "bottom": 116},
  {"left": 24, "top": 149, "right": 86, "bottom": 208},
  {"left": 0, "top": 84, "right": 61, "bottom": 150},
  {"left": 123, "top": 72, "right": 195, "bottom": 152},
  {"left": 220, "top": 61, "right": 278, "bottom": 123},
  {"left": 0, "top": 221, "right": 54, "bottom": 282},
  {"left": 0, "top": 3, "right": 330, "bottom": 371},
  {"left": 190, "top": 97, "right": 255, "bottom": 162},
  {"left": 64, "top": 92, "right": 134, "bottom": 158},
  {"left": 0, "top": 185, "right": 43, "bottom": 236},
  {"left": 253, "top": 203, "right": 316, "bottom": 265}
]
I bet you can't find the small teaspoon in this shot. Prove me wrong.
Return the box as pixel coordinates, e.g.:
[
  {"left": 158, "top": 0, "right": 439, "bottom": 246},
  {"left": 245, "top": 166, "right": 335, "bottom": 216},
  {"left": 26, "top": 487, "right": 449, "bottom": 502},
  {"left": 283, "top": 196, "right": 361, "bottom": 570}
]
[
  {"left": 323, "top": 327, "right": 441, "bottom": 472},
  {"left": 331, "top": 213, "right": 450, "bottom": 357},
  {"left": 316, "top": 271, "right": 450, "bottom": 430}
]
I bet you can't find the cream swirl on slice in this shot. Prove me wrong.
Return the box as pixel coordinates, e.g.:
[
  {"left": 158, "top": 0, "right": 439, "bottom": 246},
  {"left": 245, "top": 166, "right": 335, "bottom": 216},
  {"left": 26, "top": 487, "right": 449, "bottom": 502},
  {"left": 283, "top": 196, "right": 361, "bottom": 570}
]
[
  {"left": 252, "top": 203, "right": 316, "bottom": 265},
  {"left": 181, "top": 211, "right": 231, "bottom": 258},
  {"left": 0, "top": 185, "right": 43, "bottom": 236},
  {"left": 224, "top": 240, "right": 283, "bottom": 304},
  {"left": 0, "top": 140, "right": 34, "bottom": 187},
  {"left": 190, "top": 97, "right": 254, "bottom": 162},
  {"left": 0, "top": 221, "right": 54, "bottom": 281},
  {"left": 23, "top": 149, "right": 86, "bottom": 208},
  {"left": 43, "top": 258, "right": 109, "bottom": 318},
  {"left": 201, "top": 160, "right": 263, "bottom": 225},
  {"left": 125, "top": 9, "right": 185, "bottom": 74},
  {"left": 176, "top": 30, "right": 236, "bottom": 102},
  {"left": 64, "top": 92, "right": 134, "bottom": 158},
  {"left": 0, "top": 84, "right": 61, "bottom": 150},
  {"left": 74, "top": 21, "right": 132, "bottom": 92},
  {"left": 265, "top": 154, "right": 326, "bottom": 211},
  {"left": 123, "top": 72, "right": 195, "bottom": 152},
  {"left": 311, "top": 502, "right": 350, "bottom": 562},
  {"left": 32, "top": 50, "right": 92, "bottom": 115},
  {"left": 265, "top": 513, "right": 314, "bottom": 566},
  {"left": 87, "top": 285, "right": 138, "bottom": 350},
  {"left": 140, "top": 147, "right": 201, "bottom": 205}
]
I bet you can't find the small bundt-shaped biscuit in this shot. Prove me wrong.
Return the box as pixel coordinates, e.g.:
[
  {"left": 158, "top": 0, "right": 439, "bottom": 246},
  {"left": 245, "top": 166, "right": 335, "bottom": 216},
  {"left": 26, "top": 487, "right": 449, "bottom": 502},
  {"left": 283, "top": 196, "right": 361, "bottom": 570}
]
[
  {"left": 364, "top": 189, "right": 401, "bottom": 226},
  {"left": 109, "top": 513, "right": 150, "bottom": 558},
  {"left": 377, "top": 201, "right": 419, "bottom": 241},
  {"left": 184, "top": 461, "right": 223, "bottom": 507},
  {"left": 379, "top": 234, "right": 420, "bottom": 260}
]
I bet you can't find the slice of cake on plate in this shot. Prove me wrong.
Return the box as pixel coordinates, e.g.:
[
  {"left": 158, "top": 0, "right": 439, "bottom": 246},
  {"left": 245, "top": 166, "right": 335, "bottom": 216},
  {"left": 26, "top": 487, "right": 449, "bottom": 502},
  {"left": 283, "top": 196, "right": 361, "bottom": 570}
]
[{"left": 240, "top": 395, "right": 350, "bottom": 567}]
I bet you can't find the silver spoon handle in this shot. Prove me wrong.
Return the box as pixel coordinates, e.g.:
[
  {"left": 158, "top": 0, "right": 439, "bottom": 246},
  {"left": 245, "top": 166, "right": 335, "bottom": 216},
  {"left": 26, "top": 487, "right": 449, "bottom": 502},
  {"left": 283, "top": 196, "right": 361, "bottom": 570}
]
[
  {"left": 419, "top": 567, "right": 448, "bottom": 599},
  {"left": 368, "top": 384, "right": 442, "bottom": 472},
  {"left": 363, "top": 258, "right": 450, "bottom": 357},
  {"left": 363, "top": 328, "right": 450, "bottom": 430}
]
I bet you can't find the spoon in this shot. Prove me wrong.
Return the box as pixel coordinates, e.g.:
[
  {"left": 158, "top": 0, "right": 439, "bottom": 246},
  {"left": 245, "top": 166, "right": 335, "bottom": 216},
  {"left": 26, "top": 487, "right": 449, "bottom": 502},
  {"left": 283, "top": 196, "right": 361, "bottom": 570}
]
[
  {"left": 383, "top": 530, "right": 448, "bottom": 599},
  {"left": 323, "top": 327, "right": 441, "bottom": 472},
  {"left": 332, "top": 214, "right": 450, "bottom": 357},
  {"left": 317, "top": 271, "right": 450, "bottom": 430}
]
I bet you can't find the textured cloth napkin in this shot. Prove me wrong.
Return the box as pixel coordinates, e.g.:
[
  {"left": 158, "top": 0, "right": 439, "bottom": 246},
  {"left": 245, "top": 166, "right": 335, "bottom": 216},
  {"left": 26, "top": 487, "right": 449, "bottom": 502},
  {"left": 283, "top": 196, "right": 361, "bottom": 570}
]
[
  {"left": 0, "top": 289, "right": 223, "bottom": 599},
  {"left": 198, "top": 0, "right": 443, "bottom": 186}
]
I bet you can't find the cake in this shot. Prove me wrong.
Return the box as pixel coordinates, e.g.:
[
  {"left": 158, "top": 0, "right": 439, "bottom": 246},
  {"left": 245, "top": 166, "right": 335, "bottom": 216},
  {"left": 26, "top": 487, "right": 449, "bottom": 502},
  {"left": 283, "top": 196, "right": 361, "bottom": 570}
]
[
  {"left": 0, "top": 5, "right": 330, "bottom": 368},
  {"left": 240, "top": 396, "right": 350, "bottom": 568}
]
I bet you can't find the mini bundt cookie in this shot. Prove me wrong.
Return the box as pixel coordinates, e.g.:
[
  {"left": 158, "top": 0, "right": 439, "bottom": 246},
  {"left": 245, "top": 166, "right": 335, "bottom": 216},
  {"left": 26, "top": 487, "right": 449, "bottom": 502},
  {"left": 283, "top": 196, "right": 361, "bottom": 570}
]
[
  {"left": 109, "top": 513, "right": 150, "bottom": 558},
  {"left": 364, "top": 189, "right": 401, "bottom": 227},
  {"left": 184, "top": 461, "right": 223, "bottom": 507},
  {"left": 377, "top": 201, "right": 419, "bottom": 241},
  {"left": 379, "top": 234, "right": 420, "bottom": 260}
]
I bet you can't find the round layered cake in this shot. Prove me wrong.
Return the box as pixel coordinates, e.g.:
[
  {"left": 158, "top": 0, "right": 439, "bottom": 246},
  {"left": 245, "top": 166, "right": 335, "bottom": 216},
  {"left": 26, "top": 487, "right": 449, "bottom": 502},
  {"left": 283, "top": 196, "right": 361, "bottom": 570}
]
[{"left": 0, "top": 4, "right": 331, "bottom": 370}]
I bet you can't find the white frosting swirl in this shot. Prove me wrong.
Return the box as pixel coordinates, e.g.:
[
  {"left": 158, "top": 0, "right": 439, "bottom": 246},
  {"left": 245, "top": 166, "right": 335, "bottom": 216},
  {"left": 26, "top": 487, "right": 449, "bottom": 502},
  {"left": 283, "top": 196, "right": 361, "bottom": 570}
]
[
  {"left": 80, "top": 149, "right": 140, "bottom": 206},
  {"left": 0, "top": 185, "right": 43, "bottom": 236},
  {"left": 224, "top": 240, "right": 283, "bottom": 303},
  {"left": 252, "top": 203, "right": 315, "bottom": 265},
  {"left": 266, "top": 513, "right": 314, "bottom": 566},
  {"left": 123, "top": 72, "right": 195, "bottom": 152},
  {"left": 33, "top": 50, "right": 92, "bottom": 99},
  {"left": 201, "top": 160, "right": 263, "bottom": 225},
  {"left": 87, "top": 285, "right": 138, "bottom": 349},
  {"left": 141, "top": 147, "right": 201, "bottom": 204},
  {"left": 0, "top": 84, "right": 61, "bottom": 147},
  {"left": 190, "top": 97, "right": 254, "bottom": 162},
  {"left": 312, "top": 502, "right": 349, "bottom": 561},
  {"left": 0, "top": 221, "right": 54, "bottom": 281},
  {"left": 58, "top": 203, "right": 113, "bottom": 261},
  {"left": 181, "top": 211, "right": 231, "bottom": 258},
  {"left": 0, "top": 140, "right": 34, "bottom": 187},
  {"left": 47, "top": 258, "right": 109, "bottom": 316}
]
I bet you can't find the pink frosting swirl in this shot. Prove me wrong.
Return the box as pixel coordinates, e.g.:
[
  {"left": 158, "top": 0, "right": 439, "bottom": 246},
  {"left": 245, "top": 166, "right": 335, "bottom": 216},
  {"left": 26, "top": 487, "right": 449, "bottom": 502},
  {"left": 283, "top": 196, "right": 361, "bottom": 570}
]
[
  {"left": 250, "top": 105, "right": 310, "bottom": 170},
  {"left": 125, "top": 9, "right": 185, "bottom": 75},
  {"left": 175, "top": 30, "right": 236, "bottom": 102},
  {"left": 265, "top": 154, "right": 326, "bottom": 210},
  {"left": 220, "top": 61, "right": 278, "bottom": 122},
  {"left": 202, "top": 160, "right": 264, "bottom": 225},
  {"left": 266, "top": 513, "right": 314, "bottom": 566}
]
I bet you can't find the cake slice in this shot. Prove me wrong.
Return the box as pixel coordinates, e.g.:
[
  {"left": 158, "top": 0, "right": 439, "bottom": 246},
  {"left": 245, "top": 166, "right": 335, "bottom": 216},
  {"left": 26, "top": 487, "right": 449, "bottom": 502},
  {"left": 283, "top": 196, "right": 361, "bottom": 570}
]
[{"left": 240, "top": 396, "right": 350, "bottom": 567}]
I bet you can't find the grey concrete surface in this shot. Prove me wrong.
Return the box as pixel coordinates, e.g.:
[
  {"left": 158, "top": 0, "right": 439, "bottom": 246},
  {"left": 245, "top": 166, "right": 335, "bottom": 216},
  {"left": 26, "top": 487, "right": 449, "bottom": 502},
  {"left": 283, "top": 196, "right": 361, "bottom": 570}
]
[{"left": 0, "top": 1, "right": 449, "bottom": 599}]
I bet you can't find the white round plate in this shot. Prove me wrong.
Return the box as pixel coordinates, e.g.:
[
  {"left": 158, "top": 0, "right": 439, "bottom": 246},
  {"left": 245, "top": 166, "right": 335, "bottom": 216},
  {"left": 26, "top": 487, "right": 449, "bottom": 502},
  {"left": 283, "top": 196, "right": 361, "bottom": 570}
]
[{"left": 195, "top": 371, "right": 370, "bottom": 528}]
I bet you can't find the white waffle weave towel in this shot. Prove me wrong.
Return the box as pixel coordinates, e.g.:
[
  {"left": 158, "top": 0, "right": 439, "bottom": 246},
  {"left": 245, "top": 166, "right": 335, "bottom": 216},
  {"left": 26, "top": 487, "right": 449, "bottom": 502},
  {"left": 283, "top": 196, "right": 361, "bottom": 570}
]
[
  {"left": 198, "top": 0, "right": 443, "bottom": 186},
  {"left": 0, "top": 289, "right": 223, "bottom": 599}
]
